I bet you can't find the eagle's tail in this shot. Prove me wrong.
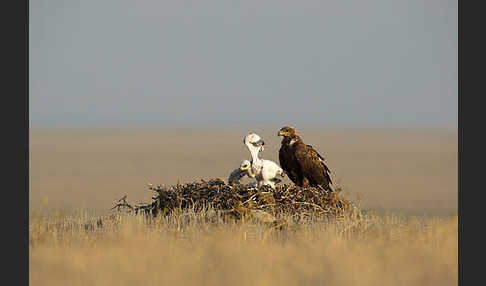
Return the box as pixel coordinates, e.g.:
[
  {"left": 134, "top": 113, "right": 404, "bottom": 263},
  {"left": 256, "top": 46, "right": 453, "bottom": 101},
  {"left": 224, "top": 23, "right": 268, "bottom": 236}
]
[{"left": 327, "top": 184, "right": 334, "bottom": 192}]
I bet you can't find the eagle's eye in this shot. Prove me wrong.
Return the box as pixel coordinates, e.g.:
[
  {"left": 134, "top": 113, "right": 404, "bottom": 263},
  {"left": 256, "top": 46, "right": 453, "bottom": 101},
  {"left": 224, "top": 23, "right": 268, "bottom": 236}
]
[{"left": 251, "top": 138, "right": 264, "bottom": 147}]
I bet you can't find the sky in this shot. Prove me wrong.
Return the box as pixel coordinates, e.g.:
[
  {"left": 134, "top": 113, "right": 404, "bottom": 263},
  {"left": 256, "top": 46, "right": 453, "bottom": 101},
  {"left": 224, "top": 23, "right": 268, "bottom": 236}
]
[{"left": 29, "top": 0, "right": 457, "bottom": 128}]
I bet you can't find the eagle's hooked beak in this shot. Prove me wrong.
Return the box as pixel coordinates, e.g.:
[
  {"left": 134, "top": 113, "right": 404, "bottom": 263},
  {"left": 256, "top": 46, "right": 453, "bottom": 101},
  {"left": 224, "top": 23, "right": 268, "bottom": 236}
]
[{"left": 278, "top": 130, "right": 284, "bottom": 136}]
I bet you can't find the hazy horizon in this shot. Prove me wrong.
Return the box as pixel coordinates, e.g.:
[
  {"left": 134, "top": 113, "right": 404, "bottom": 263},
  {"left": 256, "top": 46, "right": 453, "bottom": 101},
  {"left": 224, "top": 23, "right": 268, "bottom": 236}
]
[{"left": 30, "top": 0, "right": 457, "bottom": 129}]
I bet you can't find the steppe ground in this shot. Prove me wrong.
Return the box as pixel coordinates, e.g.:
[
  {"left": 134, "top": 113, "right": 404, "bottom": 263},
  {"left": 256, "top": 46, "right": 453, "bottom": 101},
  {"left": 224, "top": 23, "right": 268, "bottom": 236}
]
[
  {"left": 29, "top": 126, "right": 458, "bottom": 286},
  {"left": 30, "top": 126, "right": 457, "bottom": 215}
]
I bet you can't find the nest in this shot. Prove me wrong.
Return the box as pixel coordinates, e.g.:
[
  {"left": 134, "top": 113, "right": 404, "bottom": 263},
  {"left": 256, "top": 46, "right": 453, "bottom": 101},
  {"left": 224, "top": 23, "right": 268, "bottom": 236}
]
[{"left": 113, "top": 178, "right": 356, "bottom": 224}]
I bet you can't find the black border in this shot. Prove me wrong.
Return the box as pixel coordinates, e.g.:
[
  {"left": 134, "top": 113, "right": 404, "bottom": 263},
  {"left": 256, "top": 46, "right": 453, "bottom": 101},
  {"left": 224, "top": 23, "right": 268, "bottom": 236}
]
[
  {"left": 459, "top": 1, "right": 482, "bottom": 285},
  {"left": 5, "top": 0, "right": 28, "bottom": 285}
]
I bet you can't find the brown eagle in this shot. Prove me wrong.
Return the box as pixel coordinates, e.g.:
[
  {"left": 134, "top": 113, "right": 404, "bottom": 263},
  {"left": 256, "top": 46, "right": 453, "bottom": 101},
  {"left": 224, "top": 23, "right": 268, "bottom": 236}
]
[{"left": 277, "top": 126, "right": 333, "bottom": 191}]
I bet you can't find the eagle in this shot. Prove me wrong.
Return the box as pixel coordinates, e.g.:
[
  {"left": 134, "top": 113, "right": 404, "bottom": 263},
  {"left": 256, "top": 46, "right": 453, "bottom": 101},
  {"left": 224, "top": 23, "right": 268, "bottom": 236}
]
[
  {"left": 241, "top": 158, "right": 284, "bottom": 188},
  {"left": 228, "top": 160, "right": 252, "bottom": 186},
  {"left": 243, "top": 133, "right": 285, "bottom": 188},
  {"left": 277, "top": 126, "right": 333, "bottom": 191}
]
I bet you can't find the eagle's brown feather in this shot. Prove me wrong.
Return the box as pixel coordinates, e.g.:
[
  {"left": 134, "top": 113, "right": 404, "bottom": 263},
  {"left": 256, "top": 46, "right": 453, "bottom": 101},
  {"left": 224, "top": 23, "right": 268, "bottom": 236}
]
[
  {"left": 278, "top": 126, "right": 332, "bottom": 190},
  {"left": 278, "top": 136, "right": 301, "bottom": 185},
  {"left": 294, "top": 142, "right": 332, "bottom": 188}
]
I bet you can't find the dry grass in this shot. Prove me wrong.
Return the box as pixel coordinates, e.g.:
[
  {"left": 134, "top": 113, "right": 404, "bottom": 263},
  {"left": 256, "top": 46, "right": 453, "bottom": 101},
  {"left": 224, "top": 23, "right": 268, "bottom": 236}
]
[
  {"left": 29, "top": 209, "right": 457, "bottom": 286},
  {"left": 29, "top": 127, "right": 457, "bottom": 285}
]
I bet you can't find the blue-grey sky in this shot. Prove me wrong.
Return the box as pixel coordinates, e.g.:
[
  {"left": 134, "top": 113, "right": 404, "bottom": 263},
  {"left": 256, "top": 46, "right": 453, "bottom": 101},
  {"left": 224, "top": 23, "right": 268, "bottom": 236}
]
[{"left": 30, "top": 0, "right": 457, "bottom": 128}]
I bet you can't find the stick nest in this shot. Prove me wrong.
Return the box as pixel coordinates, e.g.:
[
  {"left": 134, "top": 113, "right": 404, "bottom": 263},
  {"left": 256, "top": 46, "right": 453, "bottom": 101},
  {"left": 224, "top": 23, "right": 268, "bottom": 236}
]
[{"left": 113, "top": 178, "right": 356, "bottom": 223}]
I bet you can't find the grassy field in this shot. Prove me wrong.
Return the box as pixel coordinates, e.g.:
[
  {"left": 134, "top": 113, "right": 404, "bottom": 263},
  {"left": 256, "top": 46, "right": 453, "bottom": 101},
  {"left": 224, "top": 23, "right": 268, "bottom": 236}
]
[
  {"left": 29, "top": 127, "right": 457, "bottom": 285},
  {"left": 29, "top": 209, "right": 457, "bottom": 286}
]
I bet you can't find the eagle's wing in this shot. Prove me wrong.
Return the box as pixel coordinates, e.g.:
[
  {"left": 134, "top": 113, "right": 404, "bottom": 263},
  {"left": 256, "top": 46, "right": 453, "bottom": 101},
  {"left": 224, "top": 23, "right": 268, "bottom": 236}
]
[
  {"left": 279, "top": 145, "right": 298, "bottom": 183},
  {"left": 306, "top": 145, "right": 332, "bottom": 177},
  {"left": 228, "top": 168, "right": 247, "bottom": 186},
  {"left": 306, "top": 144, "right": 324, "bottom": 160},
  {"left": 294, "top": 144, "right": 332, "bottom": 188}
]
